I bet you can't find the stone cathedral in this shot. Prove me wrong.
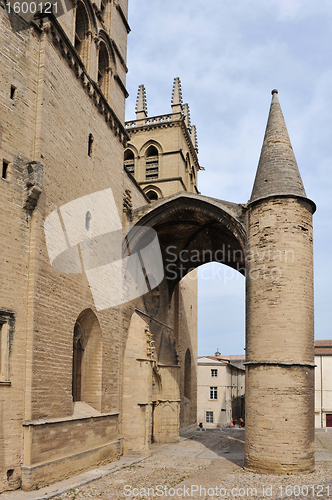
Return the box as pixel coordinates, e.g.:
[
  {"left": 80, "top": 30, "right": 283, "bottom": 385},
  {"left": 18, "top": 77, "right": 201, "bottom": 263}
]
[{"left": 0, "top": 0, "right": 315, "bottom": 493}]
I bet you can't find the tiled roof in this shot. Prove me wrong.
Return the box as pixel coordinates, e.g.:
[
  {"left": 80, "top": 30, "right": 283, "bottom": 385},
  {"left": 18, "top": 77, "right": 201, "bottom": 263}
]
[{"left": 314, "top": 340, "right": 332, "bottom": 355}]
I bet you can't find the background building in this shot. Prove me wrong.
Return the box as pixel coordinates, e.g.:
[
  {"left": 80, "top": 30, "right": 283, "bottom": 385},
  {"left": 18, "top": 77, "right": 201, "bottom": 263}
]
[
  {"left": 315, "top": 340, "right": 332, "bottom": 428},
  {"left": 197, "top": 355, "right": 245, "bottom": 428}
]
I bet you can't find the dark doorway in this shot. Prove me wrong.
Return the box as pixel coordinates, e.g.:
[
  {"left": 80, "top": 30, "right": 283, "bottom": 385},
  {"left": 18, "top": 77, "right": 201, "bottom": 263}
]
[{"left": 326, "top": 414, "right": 332, "bottom": 427}]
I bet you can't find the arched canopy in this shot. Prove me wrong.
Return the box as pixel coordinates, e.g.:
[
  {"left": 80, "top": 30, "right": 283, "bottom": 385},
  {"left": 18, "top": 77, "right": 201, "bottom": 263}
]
[{"left": 130, "top": 192, "right": 246, "bottom": 294}]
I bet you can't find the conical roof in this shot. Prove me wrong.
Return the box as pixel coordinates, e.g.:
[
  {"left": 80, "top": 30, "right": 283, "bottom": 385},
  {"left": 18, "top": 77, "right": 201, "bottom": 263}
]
[{"left": 250, "top": 90, "right": 307, "bottom": 204}]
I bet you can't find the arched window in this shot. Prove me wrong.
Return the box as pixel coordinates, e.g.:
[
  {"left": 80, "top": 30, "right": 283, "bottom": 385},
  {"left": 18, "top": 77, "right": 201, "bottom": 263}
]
[
  {"left": 145, "top": 145, "right": 159, "bottom": 180},
  {"left": 124, "top": 149, "right": 135, "bottom": 176},
  {"left": 98, "top": 41, "right": 109, "bottom": 98},
  {"left": 184, "top": 348, "right": 192, "bottom": 400},
  {"left": 72, "top": 309, "right": 102, "bottom": 411},
  {"left": 75, "top": 1, "right": 90, "bottom": 66},
  {"left": 146, "top": 190, "right": 158, "bottom": 201}
]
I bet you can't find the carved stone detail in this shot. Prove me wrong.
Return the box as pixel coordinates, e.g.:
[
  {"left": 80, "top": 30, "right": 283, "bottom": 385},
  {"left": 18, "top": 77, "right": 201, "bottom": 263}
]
[{"left": 24, "top": 161, "right": 43, "bottom": 211}]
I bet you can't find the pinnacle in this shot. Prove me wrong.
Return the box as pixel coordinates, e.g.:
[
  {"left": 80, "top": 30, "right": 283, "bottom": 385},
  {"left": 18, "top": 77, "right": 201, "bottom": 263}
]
[
  {"left": 135, "top": 84, "right": 148, "bottom": 119},
  {"left": 191, "top": 125, "right": 198, "bottom": 153},
  {"left": 183, "top": 103, "right": 191, "bottom": 128},
  {"left": 250, "top": 90, "right": 307, "bottom": 204},
  {"left": 171, "top": 77, "right": 183, "bottom": 113}
]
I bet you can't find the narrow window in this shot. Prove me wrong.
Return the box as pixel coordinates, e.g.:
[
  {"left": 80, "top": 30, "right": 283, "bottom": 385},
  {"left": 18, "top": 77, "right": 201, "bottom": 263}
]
[
  {"left": 10, "top": 86, "right": 16, "bottom": 100},
  {"left": 124, "top": 149, "right": 135, "bottom": 176},
  {"left": 98, "top": 41, "right": 109, "bottom": 98},
  {"left": 88, "top": 133, "right": 94, "bottom": 157},
  {"left": 145, "top": 145, "right": 159, "bottom": 180},
  {"left": 75, "top": 1, "right": 89, "bottom": 65},
  {"left": 206, "top": 411, "right": 214, "bottom": 423},
  {"left": 2, "top": 161, "right": 9, "bottom": 179},
  {"left": 72, "top": 322, "right": 84, "bottom": 402},
  {"left": 0, "top": 313, "right": 13, "bottom": 382},
  {"left": 184, "top": 349, "right": 191, "bottom": 400},
  {"left": 210, "top": 386, "right": 217, "bottom": 400},
  {"left": 211, "top": 369, "right": 218, "bottom": 377},
  {"left": 85, "top": 211, "right": 91, "bottom": 231}
]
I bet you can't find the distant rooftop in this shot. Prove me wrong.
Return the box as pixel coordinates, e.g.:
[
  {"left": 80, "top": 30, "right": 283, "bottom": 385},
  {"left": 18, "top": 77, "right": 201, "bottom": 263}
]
[{"left": 315, "top": 340, "right": 332, "bottom": 356}]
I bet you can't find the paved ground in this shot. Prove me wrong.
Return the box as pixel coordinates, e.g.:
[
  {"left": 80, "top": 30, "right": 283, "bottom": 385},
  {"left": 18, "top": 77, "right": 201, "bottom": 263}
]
[{"left": 2, "top": 429, "right": 332, "bottom": 500}]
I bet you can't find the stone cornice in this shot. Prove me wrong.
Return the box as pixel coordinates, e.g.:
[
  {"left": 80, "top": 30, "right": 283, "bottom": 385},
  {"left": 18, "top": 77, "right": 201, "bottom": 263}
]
[
  {"left": 37, "top": 14, "right": 129, "bottom": 146},
  {"left": 139, "top": 176, "right": 188, "bottom": 192},
  {"left": 114, "top": 74, "right": 129, "bottom": 98},
  {"left": 116, "top": 2, "right": 131, "bottom": 34}
]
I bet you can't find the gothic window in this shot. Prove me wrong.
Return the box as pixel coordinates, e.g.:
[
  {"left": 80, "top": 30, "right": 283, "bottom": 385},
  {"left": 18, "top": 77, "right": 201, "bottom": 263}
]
[
  {"left": 184, "top": 348, "right": 191, "bottom": 400},
  {"left": 145, "top": 145, "right": 159, "bottom": 180},
  {"left": 75, "top": 1, "right": 90, "bottom": 66},
  {"left": 98, "top": 41, "right": 109, "bottom": 98},
  {"left": 124, "top": 149, "right": 135, "bottom": 176}
]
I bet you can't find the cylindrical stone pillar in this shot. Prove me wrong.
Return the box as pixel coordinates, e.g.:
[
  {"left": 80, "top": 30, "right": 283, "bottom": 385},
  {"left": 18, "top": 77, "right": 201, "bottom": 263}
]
[{"left": 245, "top": 196, "right": 315, "bottom": 473}]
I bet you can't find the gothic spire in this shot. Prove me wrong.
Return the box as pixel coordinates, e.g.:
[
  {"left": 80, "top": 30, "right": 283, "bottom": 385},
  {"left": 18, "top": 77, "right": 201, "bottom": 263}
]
[
  {"left": 250, "top": 90, "right": 307, "bottom": 204},
  {"left": 171, "top": 77, "right": 183, "bottom": 114},
  {"left": 135, "top": 84, "right": 147, "bottom": 119}
]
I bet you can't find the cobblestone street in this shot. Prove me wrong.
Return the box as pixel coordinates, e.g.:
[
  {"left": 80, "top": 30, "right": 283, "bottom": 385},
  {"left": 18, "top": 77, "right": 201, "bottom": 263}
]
[{"left": 3, "top": 428, "right": 331, "bottom": 500}]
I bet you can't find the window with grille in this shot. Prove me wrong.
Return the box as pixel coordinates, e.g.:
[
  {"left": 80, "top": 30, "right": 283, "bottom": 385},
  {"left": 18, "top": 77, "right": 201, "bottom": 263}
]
[
  {"left": 211, "top": 369, "right": 218, "bottom": 377},
  {"left": 124, "top": 149, "right": 135, "bottom": 176},
  {"left": 206, "top": 411, "right": 213, "bottom": 423},
  {"left": 145, "top": 145, "right": 159, "bottom": 180},
  {"left": 210, "top": 386, "right": 217, "bottom": 400}
]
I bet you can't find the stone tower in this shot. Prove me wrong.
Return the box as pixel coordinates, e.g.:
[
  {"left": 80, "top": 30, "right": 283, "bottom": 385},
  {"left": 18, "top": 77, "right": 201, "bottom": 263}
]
[
  {"left": 124, "top": 77, "right": 200, "bottom": 200},
  {"left": 245, "top": 90, "right": 316, "bottom": 473}
]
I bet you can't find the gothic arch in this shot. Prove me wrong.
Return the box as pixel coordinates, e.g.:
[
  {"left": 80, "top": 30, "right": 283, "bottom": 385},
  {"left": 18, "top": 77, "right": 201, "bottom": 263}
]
[
  {"left": 143, "top": 185, "right": 163, "bottom": 200},
  {"left": 131, "top": 192, "right": 246, "bottom": 294},
  {"left": 139, "top": 140, "right": 163, "bottom": 157},
  {"left": 72, "top": 308, "right": 102, "bottom": 412}
]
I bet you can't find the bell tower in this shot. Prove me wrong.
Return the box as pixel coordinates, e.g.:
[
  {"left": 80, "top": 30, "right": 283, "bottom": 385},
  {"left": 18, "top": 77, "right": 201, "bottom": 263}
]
[
  {"left": 124, "top": 78, "right": 201, "bottom": 200},
  {"left": 245, "top": 90, "right": 316, "bottom": 473}
]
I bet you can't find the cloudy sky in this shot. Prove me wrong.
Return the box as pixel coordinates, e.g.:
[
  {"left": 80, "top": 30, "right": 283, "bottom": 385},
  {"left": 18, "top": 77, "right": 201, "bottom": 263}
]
[{"left": 125, "top": 1, "right": 332, "bottom": 356}]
